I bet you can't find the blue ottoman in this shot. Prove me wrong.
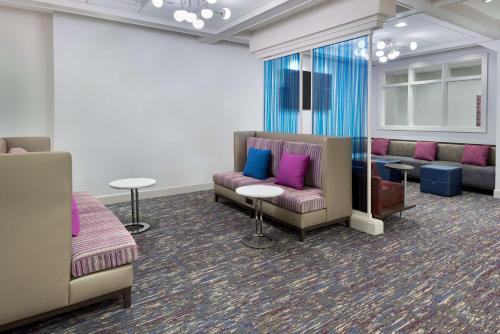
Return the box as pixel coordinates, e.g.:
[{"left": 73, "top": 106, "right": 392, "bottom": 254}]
[
  {"left": 373, "top": 159, "right": 403, "bottom": 182},
  {"left": 420, "top": 165, "right": 462, "bottom": 197}
]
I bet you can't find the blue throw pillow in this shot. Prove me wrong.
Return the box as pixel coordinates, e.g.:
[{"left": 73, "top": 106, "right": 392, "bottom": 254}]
[{"left": 243, "top": 147, "right": 272, "bottom": 180}]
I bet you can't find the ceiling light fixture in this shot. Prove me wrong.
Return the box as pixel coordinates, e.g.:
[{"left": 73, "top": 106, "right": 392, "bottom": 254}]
[
  {"left": 395, "top": 21, "right": 407, "bottom": 28},
  {"left": 376, "top": 41, "right": 386, "bottom": 50},
  {"left": 152, "top": 0, "right": 163, "bottom": 8},
  {"left": 410, "top": 41, "right": 418, "bottom": 50},
  {"left": 375, "top": 50, "right": 385, "bottom": 57},
  {"left": 483, "top": 0, "right": 492, "bottom": 3},
  {"left": 152, "top": 0, "right": 232, "bottom": 30},
  {"left": 379, "top": 56, "right": 388, "bottom": 63}
]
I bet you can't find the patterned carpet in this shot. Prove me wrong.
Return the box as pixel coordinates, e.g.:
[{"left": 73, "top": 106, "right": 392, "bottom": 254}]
[{"left": 11, "top": 182, "right": 500, "bottom": 333}]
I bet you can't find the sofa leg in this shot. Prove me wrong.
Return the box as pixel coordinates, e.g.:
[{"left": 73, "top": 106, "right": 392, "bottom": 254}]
[
  {"left": 123, "top": 287, "right": 132, "bottom": 308},
  {"left": 214, "top": 194, "right": 219, "bottom": 203},
  {"left": 299, "top": 230, "right": 305, "bottom": 242},
  {"left": 345, "top": 219, "right": 351, "bottom": 228}
]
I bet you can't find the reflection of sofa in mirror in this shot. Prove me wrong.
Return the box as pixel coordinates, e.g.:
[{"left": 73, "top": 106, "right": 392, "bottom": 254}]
[
  {"left": 372, "top": 140, "right": 496, "bottom": 191},
  {"left": 0, "top": 137, "right": 137, "bottom": 332},
  {"left": 371, "top": 162, "right": 404, "bottom": 218},
  {"left": 213, "top": 131, "right": 352, "bottom": 241}
]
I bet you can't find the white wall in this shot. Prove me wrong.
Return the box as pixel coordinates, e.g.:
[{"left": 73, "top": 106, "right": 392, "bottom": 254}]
[
  {"left": 371, "top": 47, "right": 497, "bottom": 145},
  {"left": 52, "top": 14, "right": 263, "bottom": 197},
  {"left": 0, "top": 6, "right": 53, "bottom": 137}
]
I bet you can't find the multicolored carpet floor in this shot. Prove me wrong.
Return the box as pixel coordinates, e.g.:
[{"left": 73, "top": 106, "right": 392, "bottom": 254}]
[{"left": 11, "top": 183, "right": 500, "bottom": 333}]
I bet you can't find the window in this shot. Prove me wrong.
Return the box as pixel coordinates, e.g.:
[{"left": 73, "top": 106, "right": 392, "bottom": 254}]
[{"left": 380, "top": 55, "right": 487, "bottom": 132}]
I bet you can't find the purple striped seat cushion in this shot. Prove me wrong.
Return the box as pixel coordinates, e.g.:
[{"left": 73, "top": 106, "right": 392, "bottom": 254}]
[
  {"left": 247, "top": 137, "right": 284, "bottom": 176},
  {"left": 282, "top": 141, "right": 323, "bottom": 188},
  {"left": 71, "top": 210, "right": 138, "bottom": 278},
  {"left": 263, "top": 183, "right": 326, "bottom": 214},
  {"left": 73, "top": 191, "right": 107, "bottom": 214},
  {"left": 213, "top": 171, "right": 274, "bottom": 190}
]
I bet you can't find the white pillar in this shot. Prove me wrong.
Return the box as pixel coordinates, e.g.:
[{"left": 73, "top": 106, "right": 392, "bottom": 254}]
[{"left": 495, "top": 50, "right": 500, "bottom": 198}]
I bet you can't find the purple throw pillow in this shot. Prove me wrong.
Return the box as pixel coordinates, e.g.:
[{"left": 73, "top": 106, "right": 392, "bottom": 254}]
[
  {"left": 462, "top": 144, "right": 490, "bottom": 166},
  {"left": 8, "top": 147, "right": 28, "bottom": 154},
  {"left": 413, "top": 141, "right": 437, "bottom": 161},
  {"left": 372, "top": 138, "right": 390, "bottom": 155},
  {"left": 71, "top": 196, "right": 80, "bottom": 237},
  {"left": 275, "top": 152, "right": 310, "bottom": 190}
]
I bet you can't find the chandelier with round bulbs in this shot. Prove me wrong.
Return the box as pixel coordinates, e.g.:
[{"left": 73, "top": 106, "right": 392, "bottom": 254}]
[
  {"left": 375, "top": 39, "right": 419, "bottom": 63},
  {"left": 151, "top": 0, "right": 231, "bottom": 30}
]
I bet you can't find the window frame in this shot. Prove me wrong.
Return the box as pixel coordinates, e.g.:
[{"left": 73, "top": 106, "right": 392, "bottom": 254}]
[{"left": 378, "top": 53, "right": 488, "bottom": 133}]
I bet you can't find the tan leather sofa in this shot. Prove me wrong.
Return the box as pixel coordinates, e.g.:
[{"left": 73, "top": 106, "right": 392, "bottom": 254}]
[
  {"left": 214, "top": 131, "right": 352, "bottom": 241},
  {"left": 0, "top": 137, "right": 133, "bottom": 332}
]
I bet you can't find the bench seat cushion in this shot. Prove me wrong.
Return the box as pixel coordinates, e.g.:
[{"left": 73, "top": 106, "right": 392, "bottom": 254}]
[
  {"left": 263, "top": 184, "right": 326, "bottom": 214},
  {"left": 71, "top": 210, "right": 138, "bottom": 278},
  {"left": 73, "top": 191, "right": 107, "bottom": 214},
  {"left": 213, "top": 172, "right": 273, "bottom": 190}
]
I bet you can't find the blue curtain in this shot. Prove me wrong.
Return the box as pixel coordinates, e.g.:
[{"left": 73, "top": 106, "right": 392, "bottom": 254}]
[
  {"left": 312, "top": 36, "right": 369, "bottom": 211},
  {"left": 264, "top": 53, "right": 300, "bottom": 133}
]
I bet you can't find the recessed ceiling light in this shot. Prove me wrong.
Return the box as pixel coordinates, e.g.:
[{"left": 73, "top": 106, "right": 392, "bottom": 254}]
[
  {"left": 410, "top": 41, "right": 418, "bottom": 50},
  {"left": 483, "top": 0, "right": 492, "bottom": 3},
  {"left": 395, "top": 22, "right": 407, "bottom": 28}
]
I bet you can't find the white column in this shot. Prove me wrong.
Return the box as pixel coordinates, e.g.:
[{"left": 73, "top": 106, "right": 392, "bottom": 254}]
[{"left": 495, "top": 50, "right": 500, "bottom": 198}]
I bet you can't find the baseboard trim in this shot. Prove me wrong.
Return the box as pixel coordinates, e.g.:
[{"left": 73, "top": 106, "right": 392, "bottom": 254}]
[
  {"left": 350, "top": 210, "right": 384, "bottom": 235},
  {"left": 97, "top": 183, "right": 214, "bottom": 204},
  {"left": 494, "top": 189, "right": 500, "bottom": 199}
]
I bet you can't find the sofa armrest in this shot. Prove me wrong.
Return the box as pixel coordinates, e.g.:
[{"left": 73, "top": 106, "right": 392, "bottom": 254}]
[
  {"left": 0, "top": 152, "right": 72, "bottom": 326},
  {"left": 4, "top": 137, "right": 51, "bottom": 152}
]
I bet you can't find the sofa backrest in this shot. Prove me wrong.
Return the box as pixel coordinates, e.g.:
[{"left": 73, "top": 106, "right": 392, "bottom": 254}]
[
  {"left": 0, "top": 137, "right": 51, "bottom": 153},
  {"left": 386, "top": 139, "right": 495, "bottom": 166},
  {"left": 234, "top": 131, "right": 353, "bottom": 221},
  {"left": 0, "top": 137, "right": 72, "bottom": 326}
]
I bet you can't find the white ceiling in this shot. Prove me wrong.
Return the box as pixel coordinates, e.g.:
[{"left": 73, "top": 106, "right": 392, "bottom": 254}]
[
  {"left": 373, "top": 12, "right": 485, "bottom": 61},
  {"left": 70, "top": 0, "right": 274, "bottom": 30},
  {"left": 462, "top": 0, "right": 500, "bottom": 21}
]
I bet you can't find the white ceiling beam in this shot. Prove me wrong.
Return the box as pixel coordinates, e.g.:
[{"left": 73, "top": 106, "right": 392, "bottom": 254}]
[
  {"left": 199, "top": 0, "right": 327, "bottom": 45},
  {"left": 398, "top": 0, "right": 500, "bottom": 39},
  {"left": 431, "top": 0, "right": 467, "bottom": 7}
]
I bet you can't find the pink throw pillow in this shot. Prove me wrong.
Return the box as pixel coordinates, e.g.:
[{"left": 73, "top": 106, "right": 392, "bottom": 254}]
[
  {"left": 462, "top": 144, "right": 490, "bottom": 166},
  {"left": 275, "top": 152, "right": 310, "bottom": 190},
  {"left": 71, "top": 196, "right": 80, "bottom": 237},
  {"left": 372, "top": 138, "right": 390, "bottom": 155},
  {"left": 8, "top": 147, "right": 28, "bottom": 154},
  {"left": 414, "top": 141, "right": 437, "bottom": 161}
]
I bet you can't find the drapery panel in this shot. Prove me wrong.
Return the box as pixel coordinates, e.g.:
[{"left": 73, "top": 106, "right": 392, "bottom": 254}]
[
  {"left": 312, "top": 36, "right": 369, "bottom": 212},
  {"left": 264, "top": 53, "right": 300, "bottom": 133}
]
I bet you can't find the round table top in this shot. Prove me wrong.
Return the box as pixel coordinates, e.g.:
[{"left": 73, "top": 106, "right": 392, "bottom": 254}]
[
  {"left": 236, "top": 185, "right": 284, "bottom": 198},
  {"left": 109, "top": 178, "right": 157, "bottom": 189},
  {"left": 384, "top": 163, "right": 415, "bottom": 171}
]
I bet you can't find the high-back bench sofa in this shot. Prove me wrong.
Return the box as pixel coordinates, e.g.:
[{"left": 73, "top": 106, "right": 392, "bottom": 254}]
[
  {"left": 372, "top": 140, "right": 496, "bottom": 191},
  {"left": 213, "top": 131, "right": 352, "bottom": 241},
  {"left": 0, "top": 137, "right": 137, "bottom": 331}
]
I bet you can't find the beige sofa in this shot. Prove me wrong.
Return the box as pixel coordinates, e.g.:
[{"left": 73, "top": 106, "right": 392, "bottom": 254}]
[
  {"left": 213, "top": 131, "right": 352, "bottom": 241},
  {"left": 0, "top": 137, "right": 135, "bottom": 332}
]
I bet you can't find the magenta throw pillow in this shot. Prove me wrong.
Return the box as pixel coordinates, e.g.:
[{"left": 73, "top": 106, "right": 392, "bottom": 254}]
[
  {"left": 462, "top": 144, "right": 490, "bottom": 166},
  {"left": 8, "top": 147, "right": 28, "bottom": 154},
  {"left": 71, "top": 196, "right": 80, "bottom": 237},
  {"left": 275, "top": 152, "right": 310, "bottom": 190},
  {"left": 372, "top": 138, "right": 390, "bottom": 156},
  {"left": 413, "top": 141, "right": 437, "bottom": 161}
]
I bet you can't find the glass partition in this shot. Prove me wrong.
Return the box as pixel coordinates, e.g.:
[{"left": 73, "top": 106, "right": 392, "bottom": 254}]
[{"left": 312, "top": 36, "right": 369, "bottom": 212}]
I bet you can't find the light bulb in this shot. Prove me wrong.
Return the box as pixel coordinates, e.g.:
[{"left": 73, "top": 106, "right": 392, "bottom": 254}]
[
  {"left": 410, "top": 41, "right": 418, "bottom": 50},
  {"left": 201, "top": 9, "right": 213, "bottom": 19},
  {"left": 379, "top": 56, "right": 388, "bottom": 63},
  {"left": 193, "top": 18, "right": 205, "bottom": 29},
  {"left": 392, "top": 49, "right": 400, "bottom": 58},
  {"left": 388, "top": 51, "right": 397, "bottom": 60},
  {"left": 185, "top": 12, "right": 196, "bottom": 23},
  {"left": 376, "top": 41, "right": 386, "bottom": 50},
  {"left": 174, "top": 10, "right": 187, "bottom": 22},
  {"left": 152, "top": 0, "right": 163, "bottom": 8},
  {"left": 395, "top": 21, "right": 407, "bottom": 28},
  {"left": 222, "top": 7, "right": 231, "bottom": 20},
  {"left": 207, "top": 0, "right": 218, "bottom": 4},
  {"left": 375, "top": 50, "right": 384, "bottom": 57}
]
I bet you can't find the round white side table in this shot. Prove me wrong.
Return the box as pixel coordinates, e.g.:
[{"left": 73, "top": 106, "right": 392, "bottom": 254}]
[
  {"left": 109, "top": 178, "right": 157, "bottom": 234},
  {"left": 236, "top": 185, "right": 284, "bottom": 249}
]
